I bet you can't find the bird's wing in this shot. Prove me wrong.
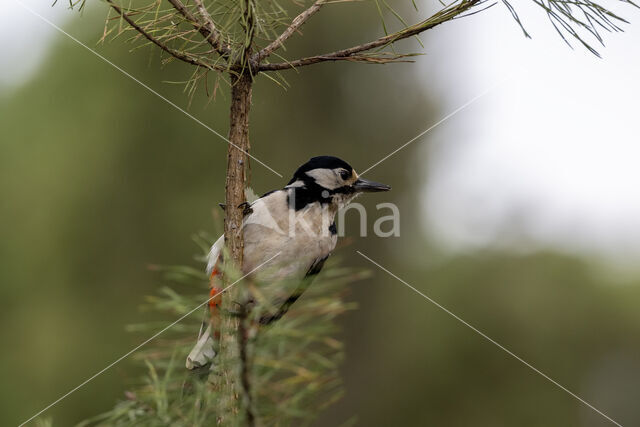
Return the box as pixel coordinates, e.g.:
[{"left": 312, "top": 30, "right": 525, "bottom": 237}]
[{"left": 259, "top": 254, "right": 329, "bottom": 324}]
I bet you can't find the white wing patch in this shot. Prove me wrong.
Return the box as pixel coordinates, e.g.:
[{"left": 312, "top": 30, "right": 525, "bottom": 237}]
[{"left": 206, "top": 234, "right": 225, "bottom": 275}]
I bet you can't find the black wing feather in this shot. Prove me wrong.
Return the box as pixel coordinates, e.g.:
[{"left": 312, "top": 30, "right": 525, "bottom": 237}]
[{"left": 259, "top": 255, "right": 329, "bottom": 324}]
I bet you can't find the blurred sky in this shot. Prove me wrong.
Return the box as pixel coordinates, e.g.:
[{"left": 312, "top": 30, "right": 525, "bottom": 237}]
[
  {"left": 4, "top": 0, "right": 640, "bottom": 266},
  {"left": 420, "top": 1, "right": 640, "bottom": 265},
  {"left": 0, "top": 1, "right": 69, "bottom": 89}
]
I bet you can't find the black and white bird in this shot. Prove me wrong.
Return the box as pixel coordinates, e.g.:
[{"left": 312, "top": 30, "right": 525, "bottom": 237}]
[{"left": 186, "top": 155, "right": 390, "bottom": 369}]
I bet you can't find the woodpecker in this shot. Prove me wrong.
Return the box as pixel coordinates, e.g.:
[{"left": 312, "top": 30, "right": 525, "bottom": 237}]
[{"left": 186, "top": 155, "right": 390, "bottom": 369}]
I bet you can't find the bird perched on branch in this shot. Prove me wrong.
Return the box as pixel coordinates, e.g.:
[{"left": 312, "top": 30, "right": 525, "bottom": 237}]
[{"left": 186, "top": 156, "right": 390, "bottom": 369}]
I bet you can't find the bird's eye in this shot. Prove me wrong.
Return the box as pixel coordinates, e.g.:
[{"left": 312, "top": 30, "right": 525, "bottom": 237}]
[{"left": 339, "top": 170, "right": 350, "bottom": 180}]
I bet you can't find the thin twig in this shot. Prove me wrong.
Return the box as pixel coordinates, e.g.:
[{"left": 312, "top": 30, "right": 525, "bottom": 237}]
[
  {"left": 254, "top": 0, "right": 326, "bottom": 62},
  {"left": 166, "top": 0, "right": 230, "bottom": 56},
  {"left": 192, "top": 0, "right": 231, "bottom": 55},
  {"left": 259, "top": 0, "right": 481, "bottom": 71},
  {"left": 106, "top": 0, "right": 221, "bottom": 70}
]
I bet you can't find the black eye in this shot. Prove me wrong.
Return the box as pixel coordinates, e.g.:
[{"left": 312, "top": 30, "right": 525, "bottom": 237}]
[{"left": 339, "top": 170, "right": 350, "bottom": 180}]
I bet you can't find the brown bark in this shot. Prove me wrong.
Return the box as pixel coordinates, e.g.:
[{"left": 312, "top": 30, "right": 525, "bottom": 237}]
[
  {"left": 224, "top": 73, "right": 252, "bottom": 266},
  {"left": 218, "top": 71, "right": 253, "bottom": 423}
]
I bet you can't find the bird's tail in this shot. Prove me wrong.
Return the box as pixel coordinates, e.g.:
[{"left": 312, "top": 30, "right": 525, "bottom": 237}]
[
  {"left": 186, "top": 268, "right": 223, "bottom": 370},
  {"left": 185, "top": 321, "right": 216, "bottom": 370}
]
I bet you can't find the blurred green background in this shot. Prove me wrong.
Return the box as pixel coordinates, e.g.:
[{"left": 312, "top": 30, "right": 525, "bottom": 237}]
[{"left": 2, "top": 2, "right": 640, "bottom": 426}]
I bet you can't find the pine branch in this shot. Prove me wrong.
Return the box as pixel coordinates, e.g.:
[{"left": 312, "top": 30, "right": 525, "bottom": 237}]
[
  {"left": 74, "top": 243, "right": 366, "bottom": 426},
  {"left": 106, "top": 0, "right": 223, "bottom": 71},
  {"left": 254, "top": 0, "right": 327, "bottom": 63},
  {"left": 190, "top": 0, "right": 232, "bottom": 56},
  {"left": 259, "top": 0, "right": 483, "bottom": 71}
]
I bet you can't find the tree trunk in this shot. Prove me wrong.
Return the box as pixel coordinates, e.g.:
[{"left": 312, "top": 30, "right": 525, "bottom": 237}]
[
  {"left": 218, "top": 72, "right": 253, "bottom": 422},
  {"left": 224, "top": 72, "right": 252, "bottom": 266}
]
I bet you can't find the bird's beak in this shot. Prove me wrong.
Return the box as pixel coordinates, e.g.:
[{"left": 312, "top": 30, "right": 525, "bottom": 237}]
[{"left": 353, "top": 178, "right": 391, "bottom": 193}]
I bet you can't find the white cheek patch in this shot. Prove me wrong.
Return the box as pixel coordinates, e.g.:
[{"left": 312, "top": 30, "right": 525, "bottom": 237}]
[{"left": 305, "top": 168, "right": 341, "bottom": 190}]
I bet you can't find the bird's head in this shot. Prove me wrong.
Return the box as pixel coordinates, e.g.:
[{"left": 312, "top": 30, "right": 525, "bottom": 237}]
[{"left": 286, "top": 156, "right": 391, "bottom": 210}]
